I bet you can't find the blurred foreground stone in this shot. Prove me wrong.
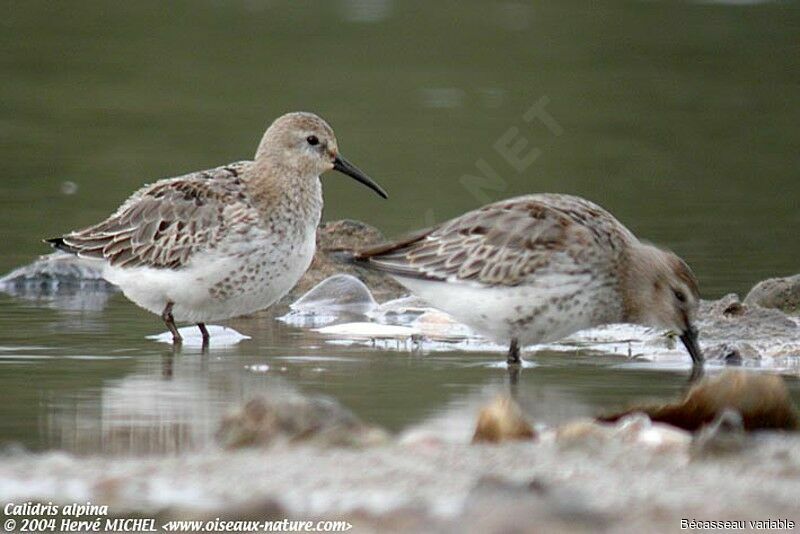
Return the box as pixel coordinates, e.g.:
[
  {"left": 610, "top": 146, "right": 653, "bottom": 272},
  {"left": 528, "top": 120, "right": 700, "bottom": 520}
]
[
  {"left": 472, "top": 396, "right": 536, "bottom": 444},
  {"left": 600, "top": 370, "right": 799, "bottom": 431},
  {"left": 690, "top": 409, "right": 748, "bottom": 457},
  {"left": 216, "top": 392, "right": 390, "bottom": 449},
  {"left": 3, "top": 412, "right": 800, "bottom": 533}
]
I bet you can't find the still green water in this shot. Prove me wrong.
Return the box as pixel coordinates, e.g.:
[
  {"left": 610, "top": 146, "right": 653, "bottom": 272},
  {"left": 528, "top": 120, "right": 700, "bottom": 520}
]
[{"left": 0, "top": 1, "right": 798, "bottom": 453}]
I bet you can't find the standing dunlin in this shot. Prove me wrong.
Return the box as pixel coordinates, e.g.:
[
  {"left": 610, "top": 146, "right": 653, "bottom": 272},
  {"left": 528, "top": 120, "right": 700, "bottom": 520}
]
[
  {"left": 352, "top": 194, "right": 703, "bottom": 366},
  {"left": 46, "top": 112, "right": 387, "bottom": 344}
]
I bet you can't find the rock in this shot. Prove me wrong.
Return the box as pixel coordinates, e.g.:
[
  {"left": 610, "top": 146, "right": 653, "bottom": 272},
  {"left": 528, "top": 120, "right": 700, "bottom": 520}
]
[
  {"left": 0, "top": 251, "right": 110, "bottom": 288},
  {"left": 458, "top": 475, "right": 609, "bottom": 532},
  {"left": 703, "top": 342, "right": 761, "bottom": 365},
  {"left": 600, "top": 370, "right": 799, "bottom": 432},
  {"left": 472, "top": 395, "right": 536, "bottom": 444},
  {"left": 697, "top": 294, "right": 799, "bottom": 344},
  {"left": 280, "top": 219, "right": 407, "bottom": 303},
  {"left": 216, "top": 392, "right": 390, "bottom": 449},
  {"left": 0, "top": 252, "right": 117, "bottom": 310},
  {"left": 744, "top": 274, "right": 800, "bottom": 315},
  {"left": 703, "top": 293, "right": 746, "bottom": 317},
  {"left": 554, "top": 415, "right": 690, "bottom": 453},
  {"left": 690, "top": 409, "right": 748, "bottom": 457},
  {"left": 611, "top": 413, "right": 691, "bottom": 451}
]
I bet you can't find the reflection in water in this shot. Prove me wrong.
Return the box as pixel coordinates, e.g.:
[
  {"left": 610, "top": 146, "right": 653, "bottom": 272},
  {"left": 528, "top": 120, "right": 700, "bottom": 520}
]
[
  {"left": 43, "top": 346, "right": 301, "bottom": 455},
  {"left": 507, "top": 366, "right": 519, "bottom": 394},
  {"left": 46, "top": 363, "right": 218, "bottom": 455},
  {"left": 41, "top": 351, "right": 591, "bottom": 455}
]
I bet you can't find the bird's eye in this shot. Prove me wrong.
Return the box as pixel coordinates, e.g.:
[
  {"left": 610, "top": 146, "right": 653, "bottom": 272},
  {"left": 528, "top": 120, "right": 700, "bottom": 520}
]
[
  {"left": 674, "top": 290, "right": 687, "bottom": 303},
  {"left": 306, "top": 135, "right": 320, "bottom": 146}
]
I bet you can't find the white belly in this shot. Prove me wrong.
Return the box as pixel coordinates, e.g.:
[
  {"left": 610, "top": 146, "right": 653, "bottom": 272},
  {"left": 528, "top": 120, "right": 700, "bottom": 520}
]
[
  {"left": 394, "top": 274, "right": 621, "bottom": 346},
  {"left": 103, "top": 227, "right": 316, "bottom": 323}
]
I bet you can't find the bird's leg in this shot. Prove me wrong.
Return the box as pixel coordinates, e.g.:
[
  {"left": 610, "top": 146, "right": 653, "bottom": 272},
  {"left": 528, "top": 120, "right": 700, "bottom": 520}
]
[
  {"left": 507, "top": 337, "right": 521, "bottom": 366},
  {"left": 161, "top": 302, "right": 182, "bottom": 344},
  {"left": 506, "top": 338, "right": 522, "bottom": 397},
  {"left": 197, "top": 323, "right": 210, "bottom": 350}
]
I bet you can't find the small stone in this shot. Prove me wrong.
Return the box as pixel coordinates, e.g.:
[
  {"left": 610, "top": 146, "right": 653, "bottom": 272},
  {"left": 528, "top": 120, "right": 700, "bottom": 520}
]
[
  {"left": 472, "top": 395, "right": 535, "bottom": 444},
  {"left": 554, "top": 418, "right": 613, "bottom": 446},
  {"left": 703, "top": 293, "right": 745, "bottom": 317},
  {"left": 690, "top": 409, "right": 747, "bottom": 457},
  {"left": 703, "top": 342, "right": 761, "bottom": 365},
  {"left": 613, "top": 412, "right": 652, "bottom": 436}
]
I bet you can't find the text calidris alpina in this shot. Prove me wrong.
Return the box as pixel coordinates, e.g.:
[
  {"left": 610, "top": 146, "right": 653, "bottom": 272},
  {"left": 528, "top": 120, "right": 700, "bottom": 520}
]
[
  {"left": 352, "top": 194, "right": 703, "bottom": 366},
  {"left": 46, "top": 112, "right": 387, "bottom": 344}
]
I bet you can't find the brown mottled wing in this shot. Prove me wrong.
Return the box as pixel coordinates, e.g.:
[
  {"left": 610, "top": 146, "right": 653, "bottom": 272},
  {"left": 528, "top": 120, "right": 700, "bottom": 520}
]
[
  {"left": 51, "top": 162, "right": 252, "bottom": 269},
  {"left": 355, "top": 194, "right": 634, "bottom": 286}
]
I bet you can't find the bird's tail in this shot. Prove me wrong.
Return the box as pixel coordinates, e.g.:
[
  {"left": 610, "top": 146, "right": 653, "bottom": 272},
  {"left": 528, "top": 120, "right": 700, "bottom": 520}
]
[
  {"left": 43, "top": 237, "right": 78, "bottom": 255},
  {"left": 327, "top": 248, "right": 362, "bottom": 265}
]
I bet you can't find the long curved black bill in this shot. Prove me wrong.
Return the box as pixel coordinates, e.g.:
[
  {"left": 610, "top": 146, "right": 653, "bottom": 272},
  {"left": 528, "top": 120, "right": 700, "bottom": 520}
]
[
  {"left": 679, "top": 324, "right": 704, "bottom": 366},
  {"left": 333, "top": 155, "right": 388, "bottom": 199}
]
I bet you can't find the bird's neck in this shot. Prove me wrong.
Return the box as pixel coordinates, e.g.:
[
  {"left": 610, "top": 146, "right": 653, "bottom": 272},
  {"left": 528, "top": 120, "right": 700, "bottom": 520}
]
[
  {"left": 245, "top": 159, "right": 323, "bottom": 230},
  {"left": 617, "top": 242, "right": 657, "bottom": 324}
]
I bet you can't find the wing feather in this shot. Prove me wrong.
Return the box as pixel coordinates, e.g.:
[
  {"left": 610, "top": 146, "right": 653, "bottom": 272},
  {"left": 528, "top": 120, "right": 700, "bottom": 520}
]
[
  {"left": 51, "top": 161, "right": 251, "bottom": 269},
  {"left": 355, "top": 194, "right": 635, "bottom": 287}
]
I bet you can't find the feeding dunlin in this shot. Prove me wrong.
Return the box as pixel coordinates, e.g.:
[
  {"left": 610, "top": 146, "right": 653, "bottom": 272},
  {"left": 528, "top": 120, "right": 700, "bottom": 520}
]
[
  {"left": 352, "top": 194, "right": 703, "bottom": 366},
  {"left": 46, "top": 112, "right": 387, "bottom": 344}
]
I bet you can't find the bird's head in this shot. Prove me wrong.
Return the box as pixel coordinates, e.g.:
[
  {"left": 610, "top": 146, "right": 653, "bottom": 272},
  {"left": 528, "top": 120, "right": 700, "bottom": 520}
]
[
  {"left": 622, "top": 243, "right": 703, "bottom": 364},
  {"left": 255, "top": 112, "right": 387, "bottom": 198}
]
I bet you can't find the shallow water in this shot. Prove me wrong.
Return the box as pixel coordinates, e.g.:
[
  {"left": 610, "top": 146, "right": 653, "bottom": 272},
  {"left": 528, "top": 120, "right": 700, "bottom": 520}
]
[
  {"left": 0, "top": 292, "right": 797, "bottom": 455},
  {"left": 1, "top": 1, "right": 800, "bottom": 455}
]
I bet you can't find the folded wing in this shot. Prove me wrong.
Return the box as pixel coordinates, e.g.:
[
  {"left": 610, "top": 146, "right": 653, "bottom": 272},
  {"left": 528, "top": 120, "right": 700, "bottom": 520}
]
[
  {"left": 47, "top": 162, "right": 253, "bottom": 269},
  {"left": 355, "top": 194, "right": 632, "bottom": 287}
]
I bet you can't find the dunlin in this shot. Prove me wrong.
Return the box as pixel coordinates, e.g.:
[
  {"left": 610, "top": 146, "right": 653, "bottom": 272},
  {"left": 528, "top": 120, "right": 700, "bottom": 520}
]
[
  {"left": 352, "top": 194, "right": 703, "bottom": 366},
  {"left": 46, "top": 112, "right": 387, "bottom": 344}
]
